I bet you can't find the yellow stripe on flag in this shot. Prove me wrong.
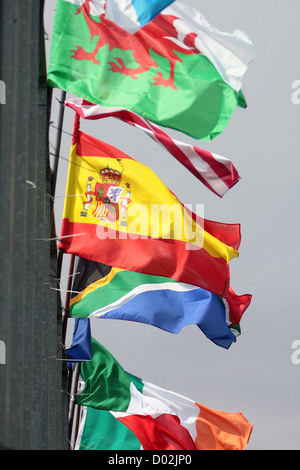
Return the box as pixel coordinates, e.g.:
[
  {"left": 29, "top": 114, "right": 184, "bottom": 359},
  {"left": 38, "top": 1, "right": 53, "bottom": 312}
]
[
  {"left": 62, "top": 144, "right": 238, "bottom": 263},
  {"left": 69, "top": 267, "right": 124, "bottom": 307}
]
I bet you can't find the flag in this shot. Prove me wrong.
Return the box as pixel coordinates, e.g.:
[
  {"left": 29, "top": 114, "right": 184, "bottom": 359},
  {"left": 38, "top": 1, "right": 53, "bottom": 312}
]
[
  {"left": 75, "top": 337, "right": 253, "bottom": 450},
  {"left": 66, "top": 98, "right": 240, "bottom": 198},
  {"left": 66, "top": 317, "right": 92, "bottom": 364},
  {"left": 69, "top": 257, "right": 251, "bottom": 349},
  {"left": 67, "top": 320, "right": 142, "bottom": 450},
  {"left": 59, "top": 129, "right": 241, "bottom": 298},
  {"left": 105, "top": 0, "right": 175, "bottom": 33},
  {"left": 48, "top": 0, "right": 255, "bottom": 140},
  {"left": 75, "top": 407, "right": 142, "bottom": 450}
]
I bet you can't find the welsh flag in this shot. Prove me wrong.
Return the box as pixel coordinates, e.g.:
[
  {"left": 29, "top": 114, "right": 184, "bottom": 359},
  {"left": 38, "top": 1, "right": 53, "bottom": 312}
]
[
  {"left": 75, "top": 337, "right": 253, "bottom": 450},
  {"left": 48, "top": 0, "right": 255, "bottom": 140}
]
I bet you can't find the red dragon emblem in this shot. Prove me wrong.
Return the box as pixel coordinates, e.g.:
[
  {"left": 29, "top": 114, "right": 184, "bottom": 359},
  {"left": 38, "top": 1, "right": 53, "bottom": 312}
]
[{"left": 71, "top": 0, "right": 200, "bottom": 90}]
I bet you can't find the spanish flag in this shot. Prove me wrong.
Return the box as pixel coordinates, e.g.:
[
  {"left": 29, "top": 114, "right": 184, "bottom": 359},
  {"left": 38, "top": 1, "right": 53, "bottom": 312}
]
[{"left": 59, "top": 130, "right": 241, "bottom": 297}]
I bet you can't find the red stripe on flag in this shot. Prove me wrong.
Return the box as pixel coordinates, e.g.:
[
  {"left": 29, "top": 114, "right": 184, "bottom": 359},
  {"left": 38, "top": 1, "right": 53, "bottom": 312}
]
[
  {"left": 226, "top": 287, "right": 252, "bottom": 326},
  {"left": 76, "top": 130, "right": 134, "bottom": 160},
  {"left": 190, "top": 145, "right": 240, "bottom": 188},
  {"left": 117, "top": 413, "right": 197, "bottom": 450},
  {"left": 182, "top": 204, "right": 241, "bottom": 251},
  {"left": 136, "top": 115, "right": 240, "bottom": 193},
  {"left": 59, "top": 219, "right": 230, "bottom": 297}
]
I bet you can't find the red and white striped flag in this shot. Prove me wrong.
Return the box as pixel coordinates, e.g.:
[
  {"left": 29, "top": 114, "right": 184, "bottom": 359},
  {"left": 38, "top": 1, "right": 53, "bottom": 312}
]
[{"left": 65, "top": 98, "right": 240, "bottom": 198}]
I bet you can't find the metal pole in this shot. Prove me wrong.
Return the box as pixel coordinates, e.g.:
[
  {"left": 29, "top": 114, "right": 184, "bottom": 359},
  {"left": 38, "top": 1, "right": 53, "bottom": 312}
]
[
  {"left": 68, "top": 362, "right": 81, "bottom": 448},
  {"left": 62, "top": 254, "right": 75, "bottom": 347},
  {"left": 72, "top": 402, "right": 82, "bottom": 450},
  {"left": 63, "top": 253, "right": 76, "bottom": 450},
  {"left": 51, "top": 89, "right": 66, "bottom": 198}
]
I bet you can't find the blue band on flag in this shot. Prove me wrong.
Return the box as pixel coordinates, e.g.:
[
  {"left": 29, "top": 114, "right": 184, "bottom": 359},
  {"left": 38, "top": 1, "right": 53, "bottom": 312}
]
[
  {"left": 66, "top": 318, "right": 92, "bottom": 366},
  {"left": 132, "top": 0, "right": 174, "bottom": 27}
]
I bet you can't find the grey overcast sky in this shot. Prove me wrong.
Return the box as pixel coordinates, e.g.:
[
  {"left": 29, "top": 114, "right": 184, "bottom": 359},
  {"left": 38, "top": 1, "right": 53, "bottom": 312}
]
[{"left": 45, "top": 0, "right": 300, "bottom": 450}]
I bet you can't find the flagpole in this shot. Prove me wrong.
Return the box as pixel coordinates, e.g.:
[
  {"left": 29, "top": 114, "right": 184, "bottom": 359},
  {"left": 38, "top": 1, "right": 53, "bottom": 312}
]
[
  {"left": 51, "top": 89, "right": 66, "bottom": 197},
  {"left": 50, "top": 87, "right": 67, "bottom": 349},
  {"left": 62, "top": 111, "right": 81, "bottom": 348},
  {"left": 49, "top": 88, "right": 81, "bottom": 448},
  {"left": 59, "top": 251, "right": 77, "bottom": 449},
  {"left": 65, "top": 114, "right": 82, "bottom": 449},
  {"left": 62, "top": 112, "right": 81, "bottom": 348},
  {"left": 50, "top": 89, "right": 75, "bottom": 449},
  {"left": 63, "top": 253, "right": 76, "bottom": 449},
  {"left": 68, "top": 362, "right": 80, "bottom": 449},
  {"left": 62, "top": 253, "right": 75, "bottom": 347},
  {"left": 71, "top": 401, "right": 82, "bottom": 450}
]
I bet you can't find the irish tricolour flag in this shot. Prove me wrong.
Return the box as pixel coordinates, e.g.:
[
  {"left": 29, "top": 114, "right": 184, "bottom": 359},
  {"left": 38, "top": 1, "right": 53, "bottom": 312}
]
[{"left": 75, "top": 337, "right": 253, "bottom": 450}]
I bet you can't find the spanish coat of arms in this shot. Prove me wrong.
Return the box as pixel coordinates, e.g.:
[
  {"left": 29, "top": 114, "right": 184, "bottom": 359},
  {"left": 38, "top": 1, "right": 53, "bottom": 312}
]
[{"left": 81, "top": 164, "right": 131, "bottom": 226}]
